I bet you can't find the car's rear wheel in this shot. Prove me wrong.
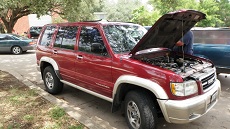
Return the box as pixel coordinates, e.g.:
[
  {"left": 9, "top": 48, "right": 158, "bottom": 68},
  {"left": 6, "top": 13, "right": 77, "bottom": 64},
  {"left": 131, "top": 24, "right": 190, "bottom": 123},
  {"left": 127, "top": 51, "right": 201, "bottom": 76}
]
[
  {"left": 125, "top": 90, "right": 158, "bottom": 129},
  {"left": 11, "top": 46, "right": 22, "bottom": 54},
  {"left": 43, "top": 66, "right": 63, "bottom": 94}
]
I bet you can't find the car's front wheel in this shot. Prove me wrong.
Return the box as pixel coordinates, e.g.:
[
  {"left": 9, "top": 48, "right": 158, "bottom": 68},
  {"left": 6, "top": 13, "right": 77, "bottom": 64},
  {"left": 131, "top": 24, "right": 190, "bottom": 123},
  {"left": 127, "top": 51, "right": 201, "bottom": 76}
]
[
  {"left": 43, "top": 66, "right": 63, "bottom": 94},
  {"left": 125, "top": 90, "right": 158, "bottom": 129},
  {"left": 11, "top": 46, "right": 22, "bottom": 54}
]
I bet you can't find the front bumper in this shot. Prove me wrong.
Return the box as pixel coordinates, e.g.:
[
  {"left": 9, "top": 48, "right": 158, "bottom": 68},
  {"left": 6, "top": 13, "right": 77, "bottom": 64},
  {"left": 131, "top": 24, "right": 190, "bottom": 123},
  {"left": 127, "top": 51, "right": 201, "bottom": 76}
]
[{"left": 158, "top": 79, "right": 221, "bottom": 124}]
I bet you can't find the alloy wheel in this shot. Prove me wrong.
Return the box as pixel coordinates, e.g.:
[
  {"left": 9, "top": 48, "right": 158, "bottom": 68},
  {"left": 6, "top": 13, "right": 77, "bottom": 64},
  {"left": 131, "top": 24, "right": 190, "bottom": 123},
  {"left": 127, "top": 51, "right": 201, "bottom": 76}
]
[
  {"left": 12, "top": 46, "right": 21, "bottom": 54},
  {"left": 127, "top": 100, "right": 141, "bottom": 129},
  {"left": 45, "top": 72, "right": 54, "bottom": 89}
]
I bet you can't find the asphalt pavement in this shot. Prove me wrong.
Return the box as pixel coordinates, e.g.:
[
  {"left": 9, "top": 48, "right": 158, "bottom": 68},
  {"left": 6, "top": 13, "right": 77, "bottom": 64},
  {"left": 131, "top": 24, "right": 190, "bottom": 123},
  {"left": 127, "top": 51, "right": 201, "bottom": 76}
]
[{"left": 0, "top": 50, "right": 230, "bottom": 129}]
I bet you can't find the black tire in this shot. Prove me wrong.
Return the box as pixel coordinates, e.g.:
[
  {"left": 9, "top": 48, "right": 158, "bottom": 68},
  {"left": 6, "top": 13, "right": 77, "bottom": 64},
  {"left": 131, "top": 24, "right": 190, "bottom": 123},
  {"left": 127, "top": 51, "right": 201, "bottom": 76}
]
[
  {"left": 124, "top": 90, "right": 158, "bottom": 129},
  {"left": 43, "top": 66, "right": 63, "bottom": 94},
  {"left": 11, "top": 46, "right": 22, "bottom": 54}
]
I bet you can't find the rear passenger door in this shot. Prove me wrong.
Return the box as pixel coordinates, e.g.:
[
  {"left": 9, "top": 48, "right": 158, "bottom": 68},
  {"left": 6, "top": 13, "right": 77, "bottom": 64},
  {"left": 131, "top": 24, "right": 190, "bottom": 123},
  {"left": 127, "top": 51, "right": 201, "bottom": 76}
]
[
  {"left": 75, "top": 26, "right": 113, "bottom": 97},
  {"left": 52, "top": 26, "right": 78, "bottom": 83}
]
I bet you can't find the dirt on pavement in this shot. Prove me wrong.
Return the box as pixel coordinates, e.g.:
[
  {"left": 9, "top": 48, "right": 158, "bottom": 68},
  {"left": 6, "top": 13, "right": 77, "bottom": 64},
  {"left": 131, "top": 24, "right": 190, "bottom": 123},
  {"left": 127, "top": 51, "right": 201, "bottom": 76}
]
[{"left": 0, "top": 70, "right": 87, "bottom": 129}]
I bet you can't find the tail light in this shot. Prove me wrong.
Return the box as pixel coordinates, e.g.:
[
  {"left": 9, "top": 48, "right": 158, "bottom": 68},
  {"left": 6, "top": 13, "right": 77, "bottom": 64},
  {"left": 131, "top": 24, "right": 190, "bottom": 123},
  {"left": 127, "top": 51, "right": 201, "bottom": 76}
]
[{"left": 29, "top": 42, "right": 36, "bottom": 45}]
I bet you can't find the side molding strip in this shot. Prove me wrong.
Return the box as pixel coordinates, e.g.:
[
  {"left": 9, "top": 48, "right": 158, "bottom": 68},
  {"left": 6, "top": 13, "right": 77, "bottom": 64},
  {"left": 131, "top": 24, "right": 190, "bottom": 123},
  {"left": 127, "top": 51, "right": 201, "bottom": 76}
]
[{"left": 60, "top": 80, "right": 113, "bottom": 102}]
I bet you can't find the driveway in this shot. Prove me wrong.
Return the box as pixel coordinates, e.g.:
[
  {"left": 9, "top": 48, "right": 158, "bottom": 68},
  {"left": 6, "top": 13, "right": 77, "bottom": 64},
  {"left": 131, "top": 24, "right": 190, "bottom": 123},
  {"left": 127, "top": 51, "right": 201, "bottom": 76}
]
[{"left": 0, "top": 51, "right": 230, "bottom": 129}]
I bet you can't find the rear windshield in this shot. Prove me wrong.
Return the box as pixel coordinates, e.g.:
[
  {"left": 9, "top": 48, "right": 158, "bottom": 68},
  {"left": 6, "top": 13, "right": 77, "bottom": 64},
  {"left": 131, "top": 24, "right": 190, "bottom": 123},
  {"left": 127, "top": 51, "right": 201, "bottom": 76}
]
[
  {"left": 11, "top": 34, "right": 29, "bottom": 40},
  {"left": 103, "top": 24, "right": 147, "bottom": 53},
  {"left": 30, "top": 26, "right": 42, "bottom": 33}
]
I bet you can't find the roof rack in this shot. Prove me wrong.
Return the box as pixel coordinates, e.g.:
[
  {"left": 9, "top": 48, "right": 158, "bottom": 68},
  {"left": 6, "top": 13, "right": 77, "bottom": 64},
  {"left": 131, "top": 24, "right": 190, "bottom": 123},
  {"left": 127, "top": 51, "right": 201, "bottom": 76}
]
[{"left": 81, "top": 19, "right": 108, "bottom": 22}]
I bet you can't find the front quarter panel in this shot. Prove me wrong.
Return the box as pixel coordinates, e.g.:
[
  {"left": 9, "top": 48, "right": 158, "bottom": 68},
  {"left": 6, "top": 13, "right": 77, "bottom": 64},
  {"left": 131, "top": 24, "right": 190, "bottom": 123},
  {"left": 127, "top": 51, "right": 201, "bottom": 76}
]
[{"left": 113, "top": 75, "right": 169, "bottom": 100}]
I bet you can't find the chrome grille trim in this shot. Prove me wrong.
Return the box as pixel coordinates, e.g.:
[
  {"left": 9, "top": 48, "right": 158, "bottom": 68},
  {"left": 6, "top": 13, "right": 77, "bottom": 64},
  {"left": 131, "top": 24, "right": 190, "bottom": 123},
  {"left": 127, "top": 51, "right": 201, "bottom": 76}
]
[
  {"left": 201, "top": 73, "right": 215, "bottom": 90},
  {"left": 190, "top": 67, "right": 216, "bottom": 91}
]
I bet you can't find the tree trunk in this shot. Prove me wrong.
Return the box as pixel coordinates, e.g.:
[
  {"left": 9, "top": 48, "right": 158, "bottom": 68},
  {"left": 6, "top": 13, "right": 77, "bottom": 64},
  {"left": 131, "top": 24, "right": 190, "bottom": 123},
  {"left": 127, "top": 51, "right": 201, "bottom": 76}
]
[
  {"left": 6, "top": 23, "right": 14, "bottom": 33},
  {"left": 0, "top": 23, "right": 5, "bottom": 33},
  {"left": 1, "top": 17, "right": 18, "bottom": 33}
]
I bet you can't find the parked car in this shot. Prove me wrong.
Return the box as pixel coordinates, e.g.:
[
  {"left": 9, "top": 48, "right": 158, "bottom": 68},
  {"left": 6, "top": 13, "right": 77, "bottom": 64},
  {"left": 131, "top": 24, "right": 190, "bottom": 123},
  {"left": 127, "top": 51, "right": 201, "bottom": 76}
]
[
  {"left": 192, "top": 27, "right": 230, "bottom": 74},
  {"left": 36, "top": 10, "right": 221, "bottom": 129},
  {"left": 25, "top": 26, "right": 42, "bottom": 39},
  {"left": 145, "top": 26, "right": 230, "bottom": 74},
  {"left": 0, "top": 34, "right": 36, "bottom": 54}
]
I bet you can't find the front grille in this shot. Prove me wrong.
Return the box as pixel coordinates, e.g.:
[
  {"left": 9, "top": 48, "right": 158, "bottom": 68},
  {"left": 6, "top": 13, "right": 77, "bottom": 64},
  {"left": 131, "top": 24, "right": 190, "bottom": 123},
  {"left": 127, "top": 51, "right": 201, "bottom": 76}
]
[{"left": 201, "top": 73, "right": 215, "bottom": 90}]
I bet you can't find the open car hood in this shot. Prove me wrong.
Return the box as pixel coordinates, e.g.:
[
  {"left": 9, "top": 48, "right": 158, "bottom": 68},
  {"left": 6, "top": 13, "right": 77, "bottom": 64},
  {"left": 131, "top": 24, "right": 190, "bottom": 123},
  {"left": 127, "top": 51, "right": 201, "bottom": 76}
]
[{"left": 130, "top": 10, "right": 206, "bottom": 55}]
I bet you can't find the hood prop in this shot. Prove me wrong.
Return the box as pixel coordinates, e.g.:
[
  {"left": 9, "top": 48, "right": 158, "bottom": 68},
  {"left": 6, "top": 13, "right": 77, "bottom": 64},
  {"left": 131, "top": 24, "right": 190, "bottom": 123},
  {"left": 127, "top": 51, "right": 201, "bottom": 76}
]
[{"left": 181, "top": 18, "right": 186, "bottom": 73}]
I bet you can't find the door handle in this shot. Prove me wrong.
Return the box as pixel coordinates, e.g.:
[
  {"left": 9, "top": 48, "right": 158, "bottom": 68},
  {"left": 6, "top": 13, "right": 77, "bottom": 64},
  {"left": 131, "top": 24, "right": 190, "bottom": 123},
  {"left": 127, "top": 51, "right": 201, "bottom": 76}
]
[
  {"left": 53, "top": 50, "right": 58, "bottom": 54},
  {"left": 77, "top": 55, "right": 83, "bottom": 59}
]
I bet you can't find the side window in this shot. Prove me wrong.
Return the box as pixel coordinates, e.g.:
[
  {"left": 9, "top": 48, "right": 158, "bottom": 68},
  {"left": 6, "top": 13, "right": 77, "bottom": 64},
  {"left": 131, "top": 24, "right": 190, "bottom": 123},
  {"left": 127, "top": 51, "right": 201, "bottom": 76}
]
[
  {"left": 5, "top": 36, "right": 14, "bottom": 40},
  {"left": 54, "top": 26, "right": 78, "bottom": 50},
  {"left": 40, "top": 26, "right": 56, "bottom": 46},
  {"left": 79, "top": 26, "right": 107, "bottom": 55}
]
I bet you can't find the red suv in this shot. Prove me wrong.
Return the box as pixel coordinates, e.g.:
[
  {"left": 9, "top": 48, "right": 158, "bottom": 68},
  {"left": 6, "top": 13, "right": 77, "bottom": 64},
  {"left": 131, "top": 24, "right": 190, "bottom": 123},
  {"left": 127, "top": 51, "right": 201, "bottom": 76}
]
[{"left": 36, "top": 10, "right": 221, "bottom": 129}]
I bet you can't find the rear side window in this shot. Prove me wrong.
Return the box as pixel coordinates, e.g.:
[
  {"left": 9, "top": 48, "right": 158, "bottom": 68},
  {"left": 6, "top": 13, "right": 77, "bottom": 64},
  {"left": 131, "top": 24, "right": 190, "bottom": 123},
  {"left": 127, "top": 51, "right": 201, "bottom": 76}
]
[
  {"left": 54, "top": 26, "right": 78, "bottom": 50},
  {"left": 40, "top": 26, "right": 56, "bottom": 46}
]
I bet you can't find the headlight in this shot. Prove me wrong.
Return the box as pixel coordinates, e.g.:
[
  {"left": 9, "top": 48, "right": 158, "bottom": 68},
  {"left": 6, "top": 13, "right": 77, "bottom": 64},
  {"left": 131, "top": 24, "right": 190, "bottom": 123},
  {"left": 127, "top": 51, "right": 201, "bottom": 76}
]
[{"left": 170, "top": 80, "right": 198, "bottom": 96}]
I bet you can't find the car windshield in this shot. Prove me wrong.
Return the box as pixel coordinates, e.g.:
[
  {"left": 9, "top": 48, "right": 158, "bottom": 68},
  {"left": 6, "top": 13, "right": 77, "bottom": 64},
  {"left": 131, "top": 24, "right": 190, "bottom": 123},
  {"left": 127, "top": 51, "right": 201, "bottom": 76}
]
[{"left": 103, "top": 24, "right": 147, "bottom": 53}]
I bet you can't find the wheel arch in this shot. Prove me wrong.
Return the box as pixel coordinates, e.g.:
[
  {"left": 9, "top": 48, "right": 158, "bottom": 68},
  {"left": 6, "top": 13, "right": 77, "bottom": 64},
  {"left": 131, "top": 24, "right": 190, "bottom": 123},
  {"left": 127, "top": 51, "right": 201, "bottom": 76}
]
[
  {"left": 11, "top": 45, "right": 21, "bottom": 49},
  {"left": 111, "top": 75, "right": 168, "bottom": 112},
  {"left": 39, "top": 56, "right": 62, "bottom": 80}
]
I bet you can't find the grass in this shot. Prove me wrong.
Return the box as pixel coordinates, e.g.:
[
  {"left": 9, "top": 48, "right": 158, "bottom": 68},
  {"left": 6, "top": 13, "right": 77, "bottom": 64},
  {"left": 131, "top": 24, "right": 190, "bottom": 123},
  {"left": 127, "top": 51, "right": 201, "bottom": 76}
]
[
  {"left": 50, "top": 106, "right": 66, "bottom": 120},
  {"left": 0, "top": 70, "right": 87, "bottom": 129},
  {"left": 23, "top": 115, "right": 34, "bottom": 122}
]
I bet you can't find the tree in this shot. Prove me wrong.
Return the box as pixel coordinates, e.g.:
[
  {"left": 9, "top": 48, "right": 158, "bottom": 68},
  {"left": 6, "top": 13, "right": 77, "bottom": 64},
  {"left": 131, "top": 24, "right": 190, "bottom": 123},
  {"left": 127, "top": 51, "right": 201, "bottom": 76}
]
[
  {"left": 149, "top": 0, "right": 182, "bottom": 14},
  {"left": 0, "top": 0, "right": 55, "bottom": 33},
  {"left": 196, "top": 0, "right": 221, "bottom": 27},
  {"left": 131, "top": 6, "right": 160, "bottom": 26},
  {"left": 215, "top": 0, "right": 230, "bottom": 27},
  {"left": 103, "top": 0, "right": 143, "bottom": 22},
  {"left": 0, "top": 0, "right": 94, "bottom": 33},
  {"left": 148, "top": 0, "right": 222, "bottom": 27},
  {"left": 59, "top": 0, "right": 96, "bottom": 22}
]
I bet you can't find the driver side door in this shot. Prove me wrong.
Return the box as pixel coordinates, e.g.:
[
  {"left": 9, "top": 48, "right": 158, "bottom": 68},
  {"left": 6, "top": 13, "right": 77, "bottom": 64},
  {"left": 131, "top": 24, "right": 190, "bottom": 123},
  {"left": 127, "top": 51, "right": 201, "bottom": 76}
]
[{"left": 75, "top": 26, "right": 113, "bottom": 98}]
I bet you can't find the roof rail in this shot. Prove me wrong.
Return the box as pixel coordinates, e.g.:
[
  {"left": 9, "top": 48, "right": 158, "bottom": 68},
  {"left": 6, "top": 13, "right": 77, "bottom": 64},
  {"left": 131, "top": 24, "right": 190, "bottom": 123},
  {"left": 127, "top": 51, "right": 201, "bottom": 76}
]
[{"left": 81, "top": 19, "right": 108, "bottom": 22}]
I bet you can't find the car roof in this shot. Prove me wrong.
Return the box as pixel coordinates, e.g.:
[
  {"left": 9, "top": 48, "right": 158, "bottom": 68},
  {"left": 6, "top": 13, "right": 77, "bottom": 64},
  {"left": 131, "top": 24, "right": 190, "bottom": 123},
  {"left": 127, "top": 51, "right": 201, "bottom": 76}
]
[
  {"left": 44, "top": 21, "right": 141, "bottom": 27},
  {"left": 0, "top": 33, "right": 11, "bottom": 37}
]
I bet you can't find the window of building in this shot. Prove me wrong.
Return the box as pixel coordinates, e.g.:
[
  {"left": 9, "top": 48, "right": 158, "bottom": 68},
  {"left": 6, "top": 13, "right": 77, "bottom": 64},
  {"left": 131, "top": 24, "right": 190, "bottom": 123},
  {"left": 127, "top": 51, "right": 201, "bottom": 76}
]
[
  {"left": 40, "top": 26, "right": 56, "bottom": 46},
  {"left": 79, "top": 26, "right": 107, "bottom": 55},
  {"left": 54, "top": 26, "right": 78, "bottom": 50}
]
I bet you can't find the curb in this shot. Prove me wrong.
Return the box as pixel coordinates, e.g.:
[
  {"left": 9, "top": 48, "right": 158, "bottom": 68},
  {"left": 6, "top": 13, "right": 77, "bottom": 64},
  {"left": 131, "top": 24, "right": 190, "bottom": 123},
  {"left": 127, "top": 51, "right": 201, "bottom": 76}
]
[{"left": 1, "top": 68, "right": 116, "bottom": 129}]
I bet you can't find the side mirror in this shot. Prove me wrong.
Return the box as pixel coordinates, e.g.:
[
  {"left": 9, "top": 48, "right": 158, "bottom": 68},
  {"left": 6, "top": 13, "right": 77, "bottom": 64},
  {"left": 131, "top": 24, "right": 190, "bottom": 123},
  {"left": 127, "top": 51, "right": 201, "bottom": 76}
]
[{"left": 91, "top": 43, "right": 107, "bottom": 55}]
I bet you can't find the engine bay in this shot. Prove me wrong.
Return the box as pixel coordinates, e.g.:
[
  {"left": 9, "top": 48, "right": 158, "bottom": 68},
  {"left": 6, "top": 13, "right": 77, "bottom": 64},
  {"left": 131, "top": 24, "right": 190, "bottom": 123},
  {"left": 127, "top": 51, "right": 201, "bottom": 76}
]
[{"left": 135, "top": 49, "right": 213, "bottom": 78}]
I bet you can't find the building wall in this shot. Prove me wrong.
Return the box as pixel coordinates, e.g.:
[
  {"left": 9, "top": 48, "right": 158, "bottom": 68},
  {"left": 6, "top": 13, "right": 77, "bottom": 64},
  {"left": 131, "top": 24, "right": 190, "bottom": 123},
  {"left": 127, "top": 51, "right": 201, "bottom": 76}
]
[
  {"left": 13, "top": 14, "right": 52, "bottom": 35},
  {"left": 13, "top": 16, "right": 29, "bottom": 35},
  {"left": 28, "top": 14, "right": 52, "bottom": 26}
]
